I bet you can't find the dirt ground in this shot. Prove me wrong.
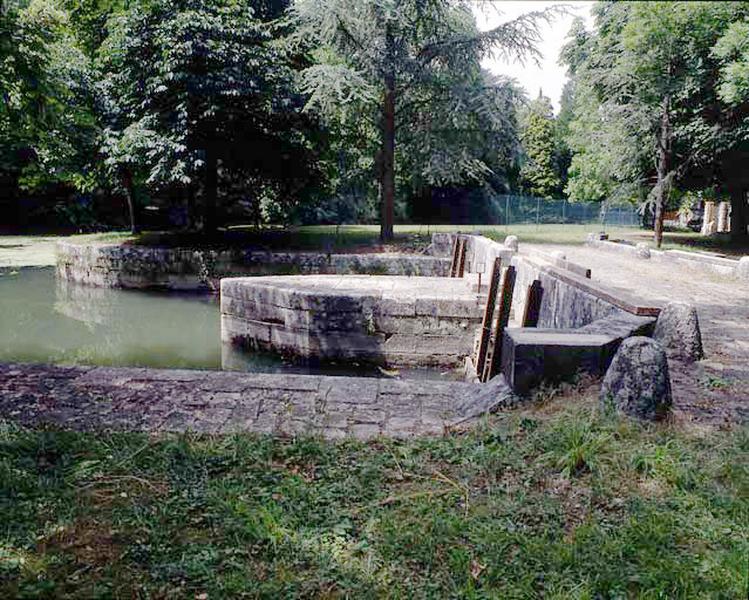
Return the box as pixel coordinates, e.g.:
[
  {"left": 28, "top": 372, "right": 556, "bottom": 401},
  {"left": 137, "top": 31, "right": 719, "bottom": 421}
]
[{"left": 526, "top": 243, "right": 748, "bottom": 425}]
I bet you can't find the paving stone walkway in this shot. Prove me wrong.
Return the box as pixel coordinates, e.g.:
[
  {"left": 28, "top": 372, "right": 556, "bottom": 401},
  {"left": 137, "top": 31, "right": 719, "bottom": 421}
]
[
  {"left": 528, "top": 244, "right": 749, "bottom": 424},
  {"left": 0, "top": 363, "right": 510, "bottom": 439}
]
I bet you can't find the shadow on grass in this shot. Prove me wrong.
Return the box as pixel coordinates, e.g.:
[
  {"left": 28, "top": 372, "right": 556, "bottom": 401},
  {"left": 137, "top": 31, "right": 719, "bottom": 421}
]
[{"left": 1, "top": 394, "right": 747, "bottom": 598}]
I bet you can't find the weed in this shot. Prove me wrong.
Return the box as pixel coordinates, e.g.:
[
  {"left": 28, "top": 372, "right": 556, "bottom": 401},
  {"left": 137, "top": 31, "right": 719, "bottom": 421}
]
[{"left": 1, "top": 398, "right": 747, "bottom": 598}]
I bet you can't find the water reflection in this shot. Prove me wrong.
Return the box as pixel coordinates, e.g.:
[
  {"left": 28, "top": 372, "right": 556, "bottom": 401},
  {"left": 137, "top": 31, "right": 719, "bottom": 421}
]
[
  {"left": 0, "top": 268, "right": 459, "bottom": 380},
  {"left": 1, "top": 267, "right": 222, "bottom": 369}
]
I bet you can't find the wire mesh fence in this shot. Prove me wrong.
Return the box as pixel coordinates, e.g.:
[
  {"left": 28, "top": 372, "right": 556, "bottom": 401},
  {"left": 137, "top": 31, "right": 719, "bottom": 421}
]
[{"left": 489, "top": 195, "right": 641, "bottom": 228}]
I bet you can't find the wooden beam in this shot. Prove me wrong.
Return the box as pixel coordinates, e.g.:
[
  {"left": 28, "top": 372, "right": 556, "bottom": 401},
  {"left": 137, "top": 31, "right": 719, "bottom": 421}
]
[
  {"left": 521, "top": 279, "right": 543, "bottom": 327},
  {"left": 475, "top": 257, "right": 502, "bottom": 374},
  {"left": 482, "top": 265, "right": 516, "bottom": 382},
  {"left": 449, "top": 236, "right": 459, "bottom": 277},
  {"left": 457, "top": 238, "right": 467, "bottom": 278}
]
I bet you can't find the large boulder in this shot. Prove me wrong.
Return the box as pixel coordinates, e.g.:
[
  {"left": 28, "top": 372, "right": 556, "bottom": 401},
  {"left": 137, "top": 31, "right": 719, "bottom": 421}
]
[
  {"left": 600, "top": 337, "right": 672, "bottom": 420},
  {"left": 653, "top": 302, "right": 703, "bottom": 362}
]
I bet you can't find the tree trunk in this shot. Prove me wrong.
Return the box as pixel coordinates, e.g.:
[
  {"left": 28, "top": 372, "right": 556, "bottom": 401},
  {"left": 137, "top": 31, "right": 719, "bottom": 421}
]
[
  {"left": 653, "top": 96, "right": 671, "bottom": 249},
  {"left": 729, "top": 187, "right": 747, "bottom": 241},
  {"left": 121, "top": 170, "right": 139, "bottom": 235},
  {"left": 204, "top": 147, "right": 218, "bottom": 234},
  {"left": 379, "top": 27, "right": 396, "bottom": 243}
]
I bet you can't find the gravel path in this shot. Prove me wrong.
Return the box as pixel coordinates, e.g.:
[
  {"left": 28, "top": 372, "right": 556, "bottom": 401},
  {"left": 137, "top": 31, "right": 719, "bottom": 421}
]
[{"left": 527, "top": 243, "right": 749, "bottom": 424}]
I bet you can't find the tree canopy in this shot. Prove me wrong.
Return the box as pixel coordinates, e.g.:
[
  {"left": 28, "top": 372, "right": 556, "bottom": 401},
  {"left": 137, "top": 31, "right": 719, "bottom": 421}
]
[
  {"left": 561, "top": 1, "right": 749, "bottom": 244},
  {"left": 293, "top": 0, "right": 562, "bottom": 239},
  {"left": 99, "top": 0, "right": 323, "bottom": 232},
  {"left": 4, "top": 0, "right": 749, "bottom": 240},
  {"left": 518, "top": 92, "right": 564, "bottom": 199}
]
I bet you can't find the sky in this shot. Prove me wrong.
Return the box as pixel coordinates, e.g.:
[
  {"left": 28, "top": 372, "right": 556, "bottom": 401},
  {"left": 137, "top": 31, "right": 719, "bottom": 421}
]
[{"left": 473, "top": 1, "right": 596, "bottom": 113}]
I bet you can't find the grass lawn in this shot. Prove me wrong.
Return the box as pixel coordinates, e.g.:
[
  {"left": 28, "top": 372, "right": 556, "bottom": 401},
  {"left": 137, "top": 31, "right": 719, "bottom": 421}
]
[
  {"left": 2, "top": 224, "right": 746, "bottom": 268},
  {"left": 88, "top": 223, "right": 749, "bottom": 255},
  {"left": 2, "top": 393, "right": 746, "bottom": 598}
]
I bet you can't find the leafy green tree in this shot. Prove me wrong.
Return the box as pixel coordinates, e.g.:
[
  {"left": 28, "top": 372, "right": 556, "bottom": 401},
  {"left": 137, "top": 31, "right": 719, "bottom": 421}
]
[
  {"left": 293, "top": 0, "right": 560, "bottom": 240},
  {"left": 561, "top": 1, "right": 749, "bottom": 246},
  {"left": 519, "top": 92, "right": 562, "bottom": 198},
  {"left": 713, "top": 20, "right": 749, "bottom": 104},
  {"left": 1, "top": 0, "right": 97, "bottom": 217},
  {"left": 61, "top": 0, "right": 125, "bottom": 57},
  {"left": 99, "top": 0, "right": 321, "bottom": 233}
]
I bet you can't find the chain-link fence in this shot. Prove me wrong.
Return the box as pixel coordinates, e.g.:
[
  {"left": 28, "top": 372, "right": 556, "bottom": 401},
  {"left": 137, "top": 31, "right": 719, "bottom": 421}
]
[{"left": 489, "top": 195, "right": 640, "bottom": 228}]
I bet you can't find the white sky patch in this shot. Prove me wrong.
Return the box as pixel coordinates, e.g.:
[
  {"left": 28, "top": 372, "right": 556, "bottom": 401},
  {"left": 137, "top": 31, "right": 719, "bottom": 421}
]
[{"left": 473, "top": 1, "right": 595, "bottom": 113}]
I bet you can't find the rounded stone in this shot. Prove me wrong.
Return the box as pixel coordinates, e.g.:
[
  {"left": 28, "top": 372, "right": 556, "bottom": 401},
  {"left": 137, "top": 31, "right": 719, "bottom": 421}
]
[
  {"left": 600, "top": 337, "right": 672, "bottom": 420},
  {"left": 736, "top": 256, "right": 749, "bottom": 280},
  {"left": 504, "top": 235, "right": 519, "bottom": 252},
  {"left": 636, "top": 242, "right": 651, "bottom": 259},
  {"left": 653, "top": 301, "right": 703, "bottom": 362}
]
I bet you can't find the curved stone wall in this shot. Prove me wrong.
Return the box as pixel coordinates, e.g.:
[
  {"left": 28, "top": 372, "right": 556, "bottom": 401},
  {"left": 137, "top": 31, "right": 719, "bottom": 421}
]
[
  {"left": 221, "top": 274, "right": 484, "bottom": 367},
  {"left": 56, "top": 241, "right": 450, "bottom": 290}
]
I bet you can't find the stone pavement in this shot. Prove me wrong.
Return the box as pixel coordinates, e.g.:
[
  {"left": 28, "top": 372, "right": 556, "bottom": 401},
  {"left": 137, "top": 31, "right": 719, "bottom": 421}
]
[
  {"left": 527, "top": 244, "right": 749, "bottom": 424},
  {"left": 0, "top": 363, "right": 512, "bottom": 439}
]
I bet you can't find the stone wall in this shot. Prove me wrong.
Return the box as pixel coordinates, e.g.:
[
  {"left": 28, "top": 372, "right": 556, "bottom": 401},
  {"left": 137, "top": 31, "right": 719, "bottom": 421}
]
[
  {"left": 221, "top": 275, "right": 484, "bottom": 367},
  {"left": 57, "top": 242, "right": 450, "bottom": 290},
  {"left": 429, "top": 232, "right": 657, "bottom": 328},
  {"left": 585, "top": 236, "right": 747, "bottom": 279},
  {"left": 428, "top": 232, "right": 515, "bottom": 273},
  {"left": 509, "top": 254, "right": 659, "bottom": 329},
  {"left": 429, "top": 233, "right": 662, "bottom": 394}
]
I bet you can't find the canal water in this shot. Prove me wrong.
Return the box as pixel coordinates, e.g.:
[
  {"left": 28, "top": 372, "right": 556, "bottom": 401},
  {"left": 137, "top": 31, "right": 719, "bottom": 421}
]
[{"left": 0, "top": 267, "right": 455, "bottom": 380}]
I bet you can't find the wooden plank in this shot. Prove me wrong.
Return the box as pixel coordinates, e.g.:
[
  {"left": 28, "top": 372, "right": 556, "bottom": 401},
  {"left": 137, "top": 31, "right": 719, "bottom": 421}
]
[
  {"left": 449, "top": 237, "right": 459, "bottom": 277},
  {"left": 521, "top": 279, "right": 543, "bottom": 327},
  {"left": 457, "top": 238, "right": 467, "bottom": 278},
  {"left": 474, "top": 257, "right": 502, "bottom": 374},
  {"left": 515, "top": 254, "right": 661, "bottom": 318},
  {"left": 482, "top": 265, "right": 516, "bottom": 382}
]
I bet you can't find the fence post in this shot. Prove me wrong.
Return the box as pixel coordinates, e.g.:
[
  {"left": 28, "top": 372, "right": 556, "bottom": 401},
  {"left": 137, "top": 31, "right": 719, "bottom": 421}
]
[{"left": 536, "top": 196, "right": 541, "bottom": 230}]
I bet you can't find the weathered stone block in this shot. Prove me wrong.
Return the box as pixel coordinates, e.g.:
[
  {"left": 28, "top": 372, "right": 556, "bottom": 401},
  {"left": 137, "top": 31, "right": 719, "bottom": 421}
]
[
  {"left": 500, "top": 328, "right": 620, "bottom": 395},
  {"left": 653, "top": 301, "right": 703, "bottom": 362},
  {"left": 600, "top": 337, "right": 672, "bottom": 420}
]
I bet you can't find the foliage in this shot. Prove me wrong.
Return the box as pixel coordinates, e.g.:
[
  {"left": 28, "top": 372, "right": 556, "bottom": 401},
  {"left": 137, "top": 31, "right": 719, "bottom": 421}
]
[
  {"left": 560, "top": 1, "right": 749, "bottom": 235},
  {"left": 1, "top": 396, "right": 747, "bottom": 597},
  {"left": 0, "top": 0, "right": 98, "bottom": 195},
  {"left": 713, "top": 20, "right": 749, "bottom": 104},
  {"left": 292, "top": 0, "right": 561, "bottom": 238},
  {"left": 97, "top": 0, "right": 323, "bottom": 229},
  {"left": 60, "top": 0, "right": 126, "bottom": 57},
  {"left": 518, "top": 93, "right": 563, "bottom": 199}
]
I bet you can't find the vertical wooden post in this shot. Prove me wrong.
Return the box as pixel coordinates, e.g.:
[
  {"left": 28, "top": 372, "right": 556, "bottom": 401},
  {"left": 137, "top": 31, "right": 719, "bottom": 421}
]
[
  {"left": 475, "top": 257, "right": 502, "bottom": 374},
  {"left": 521, "top": 279, "right": 543, "bottom": 328},
  {"left": 457, "top": 238, "right": 467, "bottom": 278},
  {"left": 482, "top": 265, "right": 516, "bottom": 382},
  {"left": 449, "top": 236, "right": 459, "bottom": 277}
]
